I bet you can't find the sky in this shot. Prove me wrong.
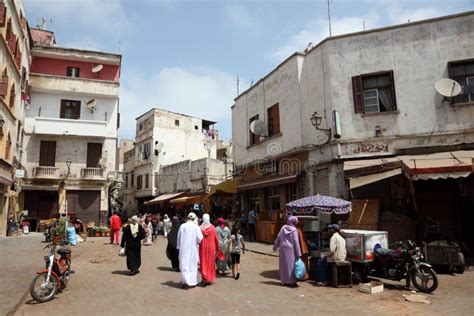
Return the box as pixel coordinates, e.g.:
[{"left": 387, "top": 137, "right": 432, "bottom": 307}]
[{"left": 24, "top": 0, "right": 474, "bottom": 142}]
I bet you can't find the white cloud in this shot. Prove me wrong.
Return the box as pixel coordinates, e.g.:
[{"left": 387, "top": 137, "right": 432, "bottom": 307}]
[
  {"left": 119, "top": 66, "right": 242, "bottom": 139},
  {"left": 268, "top": 14, "right": 380, "bottom": 62},
  {"left": 225, "top": 5, "right": 256, "bottom": 29}
]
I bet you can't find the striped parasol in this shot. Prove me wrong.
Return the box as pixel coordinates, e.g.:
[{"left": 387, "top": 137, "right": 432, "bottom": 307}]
[{"left": 286, "top": 195, "right": 352, "bottom": 214}]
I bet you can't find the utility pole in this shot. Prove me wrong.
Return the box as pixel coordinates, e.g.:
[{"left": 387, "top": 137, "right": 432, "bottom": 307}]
[{"left": 327, "top": 0, "right": 332, "bottom": 37}]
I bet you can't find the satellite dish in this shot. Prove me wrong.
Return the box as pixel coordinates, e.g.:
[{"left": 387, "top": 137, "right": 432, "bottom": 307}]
[
  {"left": 155, "top": 142, "right": 164, "bottom": 151},
  {"left": 250, "top": 120, "right": 267, "bottom": 136},
  {"left": 91, "top": 64, "right": 103, "bottom": 73},
  {"left": 435, "top": 78, "right": 462, "bottom": 97},
  {"left": 86, "top": 99, "right": 96, "bottom": 108}
]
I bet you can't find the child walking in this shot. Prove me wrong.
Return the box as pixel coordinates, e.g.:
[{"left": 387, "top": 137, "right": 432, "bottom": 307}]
[{"left": 229, "top": 225, "right": 245, "bottom": 280}]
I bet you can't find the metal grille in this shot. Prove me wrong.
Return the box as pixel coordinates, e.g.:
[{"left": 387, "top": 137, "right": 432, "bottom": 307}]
[{"left": 313, "top": 168, "right": 330, "bottom": 196}]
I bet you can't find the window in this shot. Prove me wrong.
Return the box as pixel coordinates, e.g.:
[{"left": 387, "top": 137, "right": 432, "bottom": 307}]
[
  {"left": 4, "top": 133, "right": 11, "bottom": 160},
  {"left": 265, "top": 186, "right": 280, "bottom": 210},
  {"left": 131, "top": 172, "right": 134, "bottom": 187},
  {"left": 0, "top": 2, "right": 6, "bottom": 27},
  {"left": 6, "top": 19, "right": 17, "bottom": 54},
  {"left": 86, "top": 143, "right": 102, "bottom": 168},
  {"left": 267, "top": 103, "right": 280, "bottom": 137},
  {"left": 67, "top": 67, "right": 80, "bottom": 78},
  {"left": 143, "top": 142, "right": 151, "bottom": 160},
  {"left": 285, "top": 183, "right": 297, "bottom": 203},
  {"left": 352, "top": 71, "right": 397, "bottom": 113},
  {"left": 137, "top": 175, "right": 143, "bottom": 190},
  {"left": 0, "top": 68, "right": 8, "bottom": 97},
  {"left": 139, "top": 122, "right": 144, "bottom": 131},
  {"left": 60, "top": 99, "right": 81, "bottom": 119},
  {"left": 39, "top": 141, "right": 56, "bottom": 167},
  {"left": 9, "top": 84, "right": 15, "bottom": 108},
  {"left": 448, "top": 60, "right": 474, "bottom": 104},
  {"left": 125, "top": 173, "right": 129, "bottom": 188},
  {"left": 175, "top": 119, "right": 180, "bottom": 126},
  {"left": 145, "top": 173, "right": 149, "bottom": 189},
  {"left": 249, "top": 114, "right": 260, "bottom": 146},
  {"left": 248, "top": 189, "right": 260, "bottom": 211}
]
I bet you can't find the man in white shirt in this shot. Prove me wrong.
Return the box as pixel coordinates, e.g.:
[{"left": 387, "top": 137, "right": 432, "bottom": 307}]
[{"left": 328, "top": 224, "right": 347, "bottom": 262}]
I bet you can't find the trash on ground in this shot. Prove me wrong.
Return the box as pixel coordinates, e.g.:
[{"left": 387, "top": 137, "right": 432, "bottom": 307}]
[{"left": 403, "top": 294, "right": 431, "bottom": 304}]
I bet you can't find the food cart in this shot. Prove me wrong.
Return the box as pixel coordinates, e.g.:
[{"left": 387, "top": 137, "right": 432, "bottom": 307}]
[{"left": 341, "top": 229, "right": 389, "bottom": 263}]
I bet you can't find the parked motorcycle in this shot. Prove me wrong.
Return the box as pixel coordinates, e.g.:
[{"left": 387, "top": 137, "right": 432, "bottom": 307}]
[
  {"left": 353, "top": 240, "right": 438, "bottom": 293},
  {"left": 29, "top": 240, "right": 73, "bottom": 302}
]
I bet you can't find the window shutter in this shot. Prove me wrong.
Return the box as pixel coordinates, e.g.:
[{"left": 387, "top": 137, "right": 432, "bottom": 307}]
[
  {"left": 0, "top": 72, "right": 8, "bottom": 97},
  {"left": 352, "top": 75, "right": 364, "bottom": 113},
  {"left": 40, "top": 141, "right": 56, "bottom": 167},
  {"left": 8, "top": 33, "right": 17, "bottom": 53},
  {"left": 15, "top": 48, "right": 21, "bottom": 69},
  {"left": 389, "top": 70, "right": 397, "bottom": 110},
  {"left": 9, "top": 84, "right": 15, "bottom": 108},
  {"left": 0, "top": 2, "right": 6, "bottom": 27},
  {"left": 75, "top": 101, "right": 81, "bottom": 119},
  {"left": 21, "top": 16, "right": 27, "bottom": 29},
  {"left": 117, "top": 112, "right": 120, "bottom": 129},
  {"left": 273, "top": 104, "right": 280, "bottom": 135},
  {"left": 60, "top": 100, "right": 66, "bottom": 118}
]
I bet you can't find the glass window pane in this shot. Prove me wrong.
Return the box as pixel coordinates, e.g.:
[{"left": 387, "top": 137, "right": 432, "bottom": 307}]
[
  {"left": 363, "top": 77, "right": 377, "bottom": 89},
  {"left": 365, "top": 105, "right": 379, "bottom": 112},
  {"left": 364, "top": 98, "right": 378, "bottom": 105},
  {"left": 377, "top": 75, "right": 390, "bottom": 86},
  {"left": 364, "top": 90, "right": 377, "bottom": 98},
  {"left": 451, "top": 64, "right": 466, "bottom": 76},
  {"left": 465, "top": 64, "right": 474, "bottom": 75}
]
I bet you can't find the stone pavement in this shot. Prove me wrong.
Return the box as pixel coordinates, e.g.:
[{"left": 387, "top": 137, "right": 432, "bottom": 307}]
[
  {"left": 9, "top": 235, "right": 474, "bottom": 315},
  {"left": 245, "top": 241, "right": 277, "bottom": 257}
]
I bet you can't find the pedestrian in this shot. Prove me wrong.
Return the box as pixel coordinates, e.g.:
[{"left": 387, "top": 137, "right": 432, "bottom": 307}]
[
  {"left": 215, "top": 218, "right": 231, "bottom": 274},
  {"left": 273, "top": 216, "right": 301, "bottom": 287},
  {"left": 296, "top": 220, "right": 309, "bottom": 281},
  {"left": 143, "top": 218, "right": 153, "bottom": 246},
  {"left": 110, "top": 211, "right": 122, "bottom": 245},
  {"left": 199, "top": 214, "right": 219, "bottom": 287},
  {"left": 317, "top": 224, "right": 347, "bottom": 285},
  {"left": 166, "top": 216, "right": 181, "bottom": 271},
  {"left": 230, "top": 225, "right": 246, "bottom": 280},
  {"left": 163, "top": 214, "right": 171, "bottom": 237},
  {"left": 120, "top": 215, "right": 145, "bottom": 275},
  {"left": 151, "top": 215, "right": 159, "bottom": 242},
  {"left": 247, "top": 208, "right": 258, "bottom": 242},
  {"left": 177, "top": 212, "right": 203, "bottom": 288}
]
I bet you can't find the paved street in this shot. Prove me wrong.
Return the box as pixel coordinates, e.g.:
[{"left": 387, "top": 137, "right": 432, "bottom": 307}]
[{"left": 3, "top": 236, "right": 471, "bottom": 315}]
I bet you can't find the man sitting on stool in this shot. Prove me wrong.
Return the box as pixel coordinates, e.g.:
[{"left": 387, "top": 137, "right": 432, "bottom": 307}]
[{"left": 317, "top": 224, "right": 347, "bottom": 285}]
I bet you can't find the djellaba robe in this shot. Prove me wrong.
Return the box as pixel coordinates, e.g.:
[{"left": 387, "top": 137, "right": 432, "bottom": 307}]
[
  {"left": 177, "top": 221, "right": 203, "bottom": 286},
  {"left": 273, "top": 224, "right": 301, "bottom": 284},
  {"left": 215, "top": 225, "right": 231, "bottom": 272},
  {"left": 167, "top": 219, "right": 181, "bottom": 269},
  {"left": 120, "top": 224, "right": 145, "bottom": 272},
  {"left": 199, "top": 224, "right": 220, "bottom": 283}
]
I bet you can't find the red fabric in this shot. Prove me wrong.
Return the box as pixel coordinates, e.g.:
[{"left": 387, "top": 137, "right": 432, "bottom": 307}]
[
  {"left": 199, "top": 225, "right": 219, "bottom": 283},
  {"left": 110, "top": 229, "right": 120, "bottom": 244},
  {"left": 110, "top": 214, "right": 122, "bottom": 230}
]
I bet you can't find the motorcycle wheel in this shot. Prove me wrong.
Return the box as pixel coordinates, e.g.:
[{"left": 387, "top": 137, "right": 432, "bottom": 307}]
[
  {"left": 29, "top": 272, "right": 58, "bottom": 303},
  {"left": 411, "top": 266, "right": 438, "bottom": 293},
  {"left": 453, "top": 252, "right": 465, "bottom": 274}
]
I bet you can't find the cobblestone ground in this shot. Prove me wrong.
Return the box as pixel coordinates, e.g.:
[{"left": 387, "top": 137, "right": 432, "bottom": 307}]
[{"left": 9, "top": 236, "right": 474, "bottom": 316}]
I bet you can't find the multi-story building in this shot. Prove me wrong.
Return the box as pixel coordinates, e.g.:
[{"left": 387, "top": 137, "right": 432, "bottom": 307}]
[
  {"left": 121, "top": 146, "right": 136, "bottom": 215},
  {"left": 0, "top": 0, "right": 30, "bottom": 235},
  {"left": 232, "top": 12, "right": 474, "bottom": 245},
  {"left": 128, "top": 108, "right": 219, "bottom": 210},
  {"left": 22, "top": 28, "right": 121, "bottom": 227}
]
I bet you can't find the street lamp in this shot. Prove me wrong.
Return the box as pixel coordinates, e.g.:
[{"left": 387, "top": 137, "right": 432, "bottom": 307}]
[
  {"left": 65, "top": 158, "right": 72, "bottom": 177},
  {"left": 310, "top": 112, "right": 331, "bottom": 134}
]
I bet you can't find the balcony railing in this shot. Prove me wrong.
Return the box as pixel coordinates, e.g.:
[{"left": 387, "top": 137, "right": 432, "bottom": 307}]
[
  {"left": 33, "top": 166, "right": 60, "bottom": 179},
  {"left": 81, "top": 168, "right": 104, "bottom": 179}
]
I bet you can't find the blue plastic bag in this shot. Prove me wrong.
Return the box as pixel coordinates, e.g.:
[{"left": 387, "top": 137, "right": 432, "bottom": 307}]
[
  {"left": 67, "top": 227, "right": 77, "bottom": 246},
  {"left": 294, "top": 258, "right": 306, "bottom": 280}
]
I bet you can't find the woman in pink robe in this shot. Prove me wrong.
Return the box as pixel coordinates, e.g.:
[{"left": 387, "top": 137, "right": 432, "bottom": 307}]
[
  {"left": 273, "top": 216, "right": 301, "bottom": 287},
  {"left": 199, "top": 214, "right": 219, "bottom": 287}
]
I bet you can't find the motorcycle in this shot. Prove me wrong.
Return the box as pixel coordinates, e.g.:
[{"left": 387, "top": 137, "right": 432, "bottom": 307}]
[
  {"left": 29, "top": 240, "right": 73, "bottom": 303},
  {"left": 353, "top": 240, "right": 438, "bottom": 293}
]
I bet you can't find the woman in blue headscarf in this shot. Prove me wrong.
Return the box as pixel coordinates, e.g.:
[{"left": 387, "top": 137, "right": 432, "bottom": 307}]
[{"left": 273, "top": 216, "right": 301, "bottom": 287}]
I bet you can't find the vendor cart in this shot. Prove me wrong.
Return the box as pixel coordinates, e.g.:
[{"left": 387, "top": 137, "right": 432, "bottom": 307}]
[
  {"left": 423, "top": 240, "right": 465, "bottom": 274},
  {"left": 341, "top": 229, "right": 388, "bottom": 263}
]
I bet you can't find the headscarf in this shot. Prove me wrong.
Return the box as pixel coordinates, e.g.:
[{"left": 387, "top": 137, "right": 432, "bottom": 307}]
[
  {"left": 202, "top": 214, "right": 210, "bottom": 225},
  {"left": 130, "top": 215, "right": 139, "bottom": 237},
  {"left": 217, "top": 218, "right": 225, "bottom": 229},
  {"left": 287, "top": 216, "right": 298, "bottom": 227},
  {"left": 188, "top": 212, "right": 197, "bottom": 220}
]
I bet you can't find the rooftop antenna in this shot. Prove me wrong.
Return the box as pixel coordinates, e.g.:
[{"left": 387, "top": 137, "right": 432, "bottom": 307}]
[
  {"left": 363, "top": 20, "right": 366, "bottom": 31},
  {"left": 50, "top": 18, "right": 53, "bottom": 29},
  {"left": 327, "top": 0, "right": 332, "bottom": 37},
  {"left": 236, "top": 75, "right": 240, "bottom": 96}
]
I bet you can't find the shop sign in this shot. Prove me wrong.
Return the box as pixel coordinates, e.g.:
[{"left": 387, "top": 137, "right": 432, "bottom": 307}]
[{"left": 15, "top": 170, "right": 25, "bottom": 178}]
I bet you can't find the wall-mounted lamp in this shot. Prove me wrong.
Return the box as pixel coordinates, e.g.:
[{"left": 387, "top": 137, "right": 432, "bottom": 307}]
[{"left": 310, "top": 112, "right": 331, "bottom": 133}]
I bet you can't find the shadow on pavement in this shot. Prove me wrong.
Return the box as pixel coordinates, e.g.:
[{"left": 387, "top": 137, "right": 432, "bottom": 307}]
[
  {"left": 260, "top": 270, "right": 280, "bottom": 280},
  {"left": 260, "top": 281, "right": 282, "bottom": 287},
  {"left": 25, "top": 298, "right": 46, "bottom": 305},
  {"left": 161, "top": 281, "right": 185, "bottom": 289},
  {"left": 157, "top": 266, "right": 175, "bottom": 272},
  {"left": 111, "top": 270, "right": 130, "bottom": 276}
]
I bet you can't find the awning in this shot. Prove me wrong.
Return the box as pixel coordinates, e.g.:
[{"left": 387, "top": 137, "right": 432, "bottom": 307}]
[
  {"left": 144, "top": 192, "right": 185, "bottom": 205},
  {"left": 345, "top": 150, "right": 473, "bottom": 185},
  {"left": 237, "top": 174, "right": 297, "bottom": 191},
  {"left": 170, "top": 195, "right": 206, "bottom": 204},
  {"left": 208, "top": 177, "right": 241, "bottom": 196},
  {"left": 348, "top": 168, "right": 402, "bottom": 189}
]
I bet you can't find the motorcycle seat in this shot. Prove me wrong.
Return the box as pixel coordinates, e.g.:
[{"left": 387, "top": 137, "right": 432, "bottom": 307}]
[
  {"left": 375, "top": 248, "right": 392, "bottom": 257},
  {"left": 57, "top": 248, "right": 71, "bottom": 256}
]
